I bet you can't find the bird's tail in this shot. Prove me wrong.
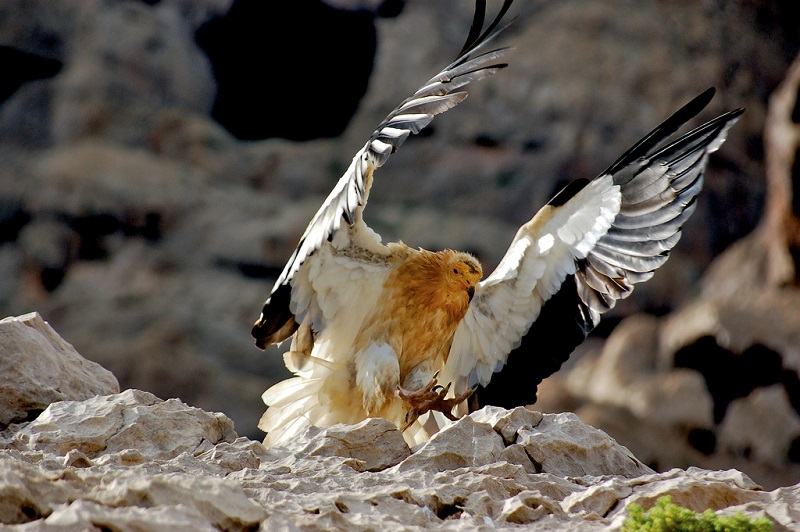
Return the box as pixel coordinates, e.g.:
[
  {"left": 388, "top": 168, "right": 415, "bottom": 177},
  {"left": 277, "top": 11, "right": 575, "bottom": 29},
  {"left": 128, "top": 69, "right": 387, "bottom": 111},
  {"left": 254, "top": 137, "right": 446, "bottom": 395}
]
[
  {"left": 259, "top": 375, "right": 325, "bottom": 446},
  {"left": 259, "top": 351, "right": 364, "bottom": 446}
]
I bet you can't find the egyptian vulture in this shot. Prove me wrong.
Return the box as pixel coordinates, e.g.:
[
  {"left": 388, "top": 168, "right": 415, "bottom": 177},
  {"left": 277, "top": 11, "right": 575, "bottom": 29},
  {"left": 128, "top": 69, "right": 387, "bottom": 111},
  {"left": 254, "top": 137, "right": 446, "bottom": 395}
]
[{"left": 251, "top": 0, "right": 743, "bottom": 446}]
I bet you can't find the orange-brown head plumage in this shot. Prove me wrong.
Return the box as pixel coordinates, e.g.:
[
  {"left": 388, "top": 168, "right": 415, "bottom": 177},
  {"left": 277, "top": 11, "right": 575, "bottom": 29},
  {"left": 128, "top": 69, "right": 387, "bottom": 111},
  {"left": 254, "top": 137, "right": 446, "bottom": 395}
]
[
  {"left": 445, "top": 252, "right": 482, "bottom": 303},
  {"left": 389, "top": 249, "right": 482, "bottom": 321}
]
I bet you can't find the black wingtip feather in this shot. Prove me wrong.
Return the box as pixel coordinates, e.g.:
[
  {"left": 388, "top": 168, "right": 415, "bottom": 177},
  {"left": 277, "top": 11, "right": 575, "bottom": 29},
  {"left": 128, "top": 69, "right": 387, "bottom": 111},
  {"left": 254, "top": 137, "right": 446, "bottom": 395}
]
[
  {"left": 459, "top": 0, "right": 487, "bottom": 57},
  {"left": 601, "top": 87, "right": 717, "bottom": 177},
  {"left": 650, "top": 107, "right": 744, "bottom": 164},
  {"left": 458, "top": 0, "right": 515, "bottom": 57}
]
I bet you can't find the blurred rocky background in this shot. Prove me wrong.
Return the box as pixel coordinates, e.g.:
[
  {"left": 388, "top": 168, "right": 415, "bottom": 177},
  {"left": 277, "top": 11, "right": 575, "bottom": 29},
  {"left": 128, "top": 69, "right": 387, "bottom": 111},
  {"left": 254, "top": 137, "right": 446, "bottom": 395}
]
[{"left": 0, "top": 0, "right": 798, "bottom": 489}]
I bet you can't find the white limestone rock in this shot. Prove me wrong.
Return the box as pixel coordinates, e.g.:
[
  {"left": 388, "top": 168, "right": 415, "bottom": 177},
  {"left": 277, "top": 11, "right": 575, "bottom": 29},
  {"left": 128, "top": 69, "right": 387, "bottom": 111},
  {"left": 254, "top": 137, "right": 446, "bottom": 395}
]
[
  {"left": 518, "top": 412, "right": 654, "bottom": 478},
  {"left": 0, "top": 312, "right": 119, "bottom": 427},
  {"left": 2, "top": 396, "right": 799, "bottom": 530},
  {"left": 39, "top": 500, "right": 217, "bottom": 532},
  {"left": 1, "top": 315, "right": 798, "bottom": 530},
  {"left": 395, "top": 415, "right": 506, "bottom": 473},
  {"left": 470, "top": 405, "right": 544, "bottom": 444},
  {"left": 10, "top": 389, "right": 237, "bottom": 460},
  {"left": 273, "top": 417, "right": 411, "bottom": 472}
]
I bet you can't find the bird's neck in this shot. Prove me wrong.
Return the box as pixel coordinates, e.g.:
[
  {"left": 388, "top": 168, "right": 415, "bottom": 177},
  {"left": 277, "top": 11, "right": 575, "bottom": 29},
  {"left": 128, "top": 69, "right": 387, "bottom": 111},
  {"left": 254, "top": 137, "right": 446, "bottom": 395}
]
[{"left": 393, "top": 249, "right": 471, "bottom": 325}]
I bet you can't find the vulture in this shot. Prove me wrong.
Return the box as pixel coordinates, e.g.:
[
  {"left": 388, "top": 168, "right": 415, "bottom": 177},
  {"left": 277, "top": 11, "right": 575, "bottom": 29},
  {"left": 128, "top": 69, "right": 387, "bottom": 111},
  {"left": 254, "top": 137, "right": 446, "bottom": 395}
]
[{"left": 251, "top": 0, "right": 743, "bottom": 446}]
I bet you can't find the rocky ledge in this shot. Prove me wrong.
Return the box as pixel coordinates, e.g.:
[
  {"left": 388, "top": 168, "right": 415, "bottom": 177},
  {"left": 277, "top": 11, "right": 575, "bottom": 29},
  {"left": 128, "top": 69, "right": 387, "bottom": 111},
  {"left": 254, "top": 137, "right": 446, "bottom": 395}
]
[{"left": 1, "top": 313, "right": 798, "bottom": 530}]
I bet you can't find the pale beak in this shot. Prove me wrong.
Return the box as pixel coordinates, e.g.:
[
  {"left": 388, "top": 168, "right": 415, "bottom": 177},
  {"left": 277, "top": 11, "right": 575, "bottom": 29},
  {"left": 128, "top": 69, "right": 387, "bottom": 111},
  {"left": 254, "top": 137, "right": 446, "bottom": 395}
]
[{"left": 467, "top": 285, "right": 475, "bottom": 302}]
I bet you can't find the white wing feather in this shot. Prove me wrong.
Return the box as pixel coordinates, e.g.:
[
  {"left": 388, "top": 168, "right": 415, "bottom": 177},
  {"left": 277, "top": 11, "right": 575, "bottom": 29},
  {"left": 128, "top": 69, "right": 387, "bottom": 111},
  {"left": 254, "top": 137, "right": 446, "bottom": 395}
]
[{"left": 443, "top": 175, "right": 620, "bottom": 389}]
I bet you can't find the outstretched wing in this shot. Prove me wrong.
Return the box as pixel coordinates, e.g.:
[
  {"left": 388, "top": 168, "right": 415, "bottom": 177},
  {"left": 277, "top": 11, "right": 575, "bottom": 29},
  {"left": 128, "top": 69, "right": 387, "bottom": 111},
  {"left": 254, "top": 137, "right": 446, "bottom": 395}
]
[
  {"left": 252, "top": 1, "right": 515, "bottom": 348},
  {"left": 442, "top": 88, "right": 744, "bottom": 407}
]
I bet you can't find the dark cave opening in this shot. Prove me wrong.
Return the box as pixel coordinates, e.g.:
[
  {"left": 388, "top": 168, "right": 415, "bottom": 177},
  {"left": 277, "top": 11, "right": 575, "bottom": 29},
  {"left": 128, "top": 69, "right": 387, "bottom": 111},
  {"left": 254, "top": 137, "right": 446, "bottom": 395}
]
[{"left": 195, "top": 0, "right": 380, "bottom": 141}]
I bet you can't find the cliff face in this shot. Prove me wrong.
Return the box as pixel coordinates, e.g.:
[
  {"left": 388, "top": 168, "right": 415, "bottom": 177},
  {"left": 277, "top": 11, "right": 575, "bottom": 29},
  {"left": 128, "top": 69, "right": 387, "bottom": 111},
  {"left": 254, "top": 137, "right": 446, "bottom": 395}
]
[
  {"left": 1, "top": 312, "right": 797, "bottom": 530},
  {"left": 1, "top": 0, "right": 798, "bottom": 486}
]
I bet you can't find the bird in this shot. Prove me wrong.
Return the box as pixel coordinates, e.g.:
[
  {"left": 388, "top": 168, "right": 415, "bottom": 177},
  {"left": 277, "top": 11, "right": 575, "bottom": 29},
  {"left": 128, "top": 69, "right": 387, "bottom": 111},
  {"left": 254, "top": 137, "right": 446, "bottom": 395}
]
[{"left": 251, "top": 0, "right": 743, "bottom": 447}]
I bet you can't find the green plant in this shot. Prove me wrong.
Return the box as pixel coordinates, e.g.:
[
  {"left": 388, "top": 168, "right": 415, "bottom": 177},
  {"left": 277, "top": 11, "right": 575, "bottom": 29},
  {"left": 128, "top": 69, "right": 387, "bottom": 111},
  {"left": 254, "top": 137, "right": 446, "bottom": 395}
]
[{"left": 622, "top": 495, "right": 773, "bottom": 532}]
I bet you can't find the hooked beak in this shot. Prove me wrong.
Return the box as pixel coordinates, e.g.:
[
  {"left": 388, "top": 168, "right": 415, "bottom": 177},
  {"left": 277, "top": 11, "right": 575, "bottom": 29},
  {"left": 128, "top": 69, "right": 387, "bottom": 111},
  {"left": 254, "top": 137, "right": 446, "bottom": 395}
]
[{"left": 467, "top": 285, "right": 475, "bottom": 302}]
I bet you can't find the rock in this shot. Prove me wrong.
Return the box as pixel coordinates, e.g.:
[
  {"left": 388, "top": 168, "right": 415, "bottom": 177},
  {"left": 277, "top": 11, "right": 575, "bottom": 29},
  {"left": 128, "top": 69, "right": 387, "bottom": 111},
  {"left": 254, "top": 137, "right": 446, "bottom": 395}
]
[
  {"left": 470, "top": 405, "right": 544, "bottom": 444},
  {"left": 2, "top": 394, "right": 799, "bottom": 529},
  {"left": 4, "top": 313, "right": 799, "bottom": 529},
  {"left": 555, "top": 293, "right": 800, "bottom": 489},
  {"left": 28, "top": 140, "right": 204, "bottom": 217},
  {"left": 40, "top": 500, "right": 217, "bottom": 532},
  {"left": 718, "top": 385, "right": 800, "bottom": 466},
  {"left": 701, "top": 47, "right": 800, "bottom": 297},
  {"left": 10, "top": 389, "right": 237, "bottom": 460},
  {"left": 0, "top": 451, "right": 266, "bottom": 528},
  {"left": 660, "top": 294, "right": 800, "bottom": 371},
  {"left": 395, "top": 414, "right": 507, "bottom": 473},
  {"left": 51, "top": 0, "right": 227, "bottom": 145},
  {"left": 518, "top": 412, "right": 654, "bottom": 478},
  {"left": 0, "top": 314, "right": 795, "bottom": 530},
  {"left": 275, "top": 417, "right": 411, "bottom": 472},
  {"left": 0, "top": 312, "right": 119, "bottom": 427}
]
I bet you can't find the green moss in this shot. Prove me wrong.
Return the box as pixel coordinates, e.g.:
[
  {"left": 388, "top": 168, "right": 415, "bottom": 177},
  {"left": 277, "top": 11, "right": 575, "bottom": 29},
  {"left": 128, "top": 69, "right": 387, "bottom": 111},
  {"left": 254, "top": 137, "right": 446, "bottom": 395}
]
[{"left": 622, "top": 495, "right": 773, "bottom": 532}]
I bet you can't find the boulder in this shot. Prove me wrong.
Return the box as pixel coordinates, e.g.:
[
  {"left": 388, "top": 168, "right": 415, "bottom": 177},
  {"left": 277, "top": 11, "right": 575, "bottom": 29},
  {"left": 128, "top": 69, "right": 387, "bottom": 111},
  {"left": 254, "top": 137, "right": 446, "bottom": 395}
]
[
  {"left": 558, "top": 293, "right": 800, "bottom": 489},
  {"left": 276, "top": 417, "right": 411, "bottom": 472},
  {"left": 0, "top": 312, "right": 118, "bottom": 427},
  {"left": 10, "top": 389, "right": 237, "bottom": 460},
  {"left": 517, "top": 412, "right": 653, "bottom": 478}
]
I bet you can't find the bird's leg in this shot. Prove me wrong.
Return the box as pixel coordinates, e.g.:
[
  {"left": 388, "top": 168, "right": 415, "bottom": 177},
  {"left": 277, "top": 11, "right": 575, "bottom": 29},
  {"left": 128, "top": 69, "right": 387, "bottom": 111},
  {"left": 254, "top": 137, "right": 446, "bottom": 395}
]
[{"left": 396, "top": 371, "right": 475, "bottom": 431}]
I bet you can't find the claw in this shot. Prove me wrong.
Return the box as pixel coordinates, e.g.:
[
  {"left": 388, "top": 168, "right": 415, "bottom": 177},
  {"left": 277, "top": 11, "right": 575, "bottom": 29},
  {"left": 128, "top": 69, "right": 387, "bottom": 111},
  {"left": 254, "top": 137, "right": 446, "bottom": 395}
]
[
  {"left": 397, "top": 373, "right": 475, "bottom": 431},
  {"left": 397, "top": 373, "right": 439, "bottom": 401}
]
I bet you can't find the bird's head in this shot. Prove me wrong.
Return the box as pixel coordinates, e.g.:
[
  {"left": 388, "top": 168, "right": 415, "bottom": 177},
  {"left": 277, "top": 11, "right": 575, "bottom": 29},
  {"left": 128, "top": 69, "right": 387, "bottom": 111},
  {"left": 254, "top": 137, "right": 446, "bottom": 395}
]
[{"left": 447, "top": 253, "right": 482, "bottom": 302}]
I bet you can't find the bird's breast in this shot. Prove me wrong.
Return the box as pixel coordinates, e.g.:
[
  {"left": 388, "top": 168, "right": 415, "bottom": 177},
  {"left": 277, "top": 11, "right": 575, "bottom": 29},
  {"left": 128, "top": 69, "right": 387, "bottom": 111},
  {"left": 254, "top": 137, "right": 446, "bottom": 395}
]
[{"left": 361, "top": 257, "right": 471, "bottom": 376}]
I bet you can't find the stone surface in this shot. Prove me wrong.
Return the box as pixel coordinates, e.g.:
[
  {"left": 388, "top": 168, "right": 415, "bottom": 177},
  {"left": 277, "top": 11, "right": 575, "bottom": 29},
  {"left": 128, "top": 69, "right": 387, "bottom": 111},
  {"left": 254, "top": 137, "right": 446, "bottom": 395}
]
[
  {"left": 1, "top": 392, "right": 799, "bottom": 530},
  {"left": 276, "top": 417, "right": 411, "bottom": 472},
  {"left": 518, "top": 412, "right": 653, "bottom": 479},
  {"left": 9, "top": 389, "right": 237, "bottom": 460},
  {"left": 0, "top": 312, "right": 119, "bottom": 427},
  {"left": 718, "top": 385, "right": 800, "bottom": 466},
  {"left": 395, "top": 414, "right": 507, "bottom": 473},
  {"left": 555, "top": 292, "right": 800, "bottom": 490},
  {"left": 0, "top": 318, "right": 798, "bottom": 530}
]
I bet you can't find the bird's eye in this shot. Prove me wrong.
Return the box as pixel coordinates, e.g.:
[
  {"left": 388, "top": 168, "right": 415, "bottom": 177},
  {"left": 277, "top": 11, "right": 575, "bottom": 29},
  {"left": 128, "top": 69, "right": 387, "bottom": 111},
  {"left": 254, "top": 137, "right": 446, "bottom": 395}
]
[{"left": 453, "top": 267, "right": 459, "bottom": 274}]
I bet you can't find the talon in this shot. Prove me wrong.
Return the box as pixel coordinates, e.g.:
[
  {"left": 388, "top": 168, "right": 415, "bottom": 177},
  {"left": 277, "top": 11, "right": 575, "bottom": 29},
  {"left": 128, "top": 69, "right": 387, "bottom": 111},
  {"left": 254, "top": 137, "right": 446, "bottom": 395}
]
[{"left": 397, "top": 373, "right": 475, "bottom": 431}]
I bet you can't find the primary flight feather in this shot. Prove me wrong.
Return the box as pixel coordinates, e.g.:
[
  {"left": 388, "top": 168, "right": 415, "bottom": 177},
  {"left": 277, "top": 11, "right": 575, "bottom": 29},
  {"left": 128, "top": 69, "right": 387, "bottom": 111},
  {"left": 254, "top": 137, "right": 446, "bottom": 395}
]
[{"left": 251, "top": 0, "right": 743, "bottom": 446}]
